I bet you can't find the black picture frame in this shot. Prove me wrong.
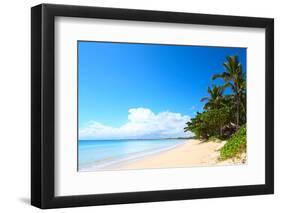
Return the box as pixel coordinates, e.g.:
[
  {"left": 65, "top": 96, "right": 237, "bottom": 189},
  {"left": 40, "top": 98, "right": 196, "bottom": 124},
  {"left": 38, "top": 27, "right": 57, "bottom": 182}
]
[{"left": 31, "top": 3, "right": 274, "bottom": 209}]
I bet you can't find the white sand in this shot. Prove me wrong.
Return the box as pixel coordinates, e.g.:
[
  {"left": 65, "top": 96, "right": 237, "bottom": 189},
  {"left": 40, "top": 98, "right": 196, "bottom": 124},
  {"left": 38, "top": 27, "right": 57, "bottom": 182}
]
[{"left": 116, "top": 139, "right": 244, "bottom": 170}]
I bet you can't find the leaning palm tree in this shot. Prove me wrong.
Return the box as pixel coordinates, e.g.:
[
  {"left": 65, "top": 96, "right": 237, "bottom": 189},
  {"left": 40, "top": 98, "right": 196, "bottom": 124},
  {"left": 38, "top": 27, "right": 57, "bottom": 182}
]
[
  {"left": 200, "top": 84, "right": 225, "bottom": 110},
  {"left": 212, "top": 56, "right": 246, "bottom": 127}
]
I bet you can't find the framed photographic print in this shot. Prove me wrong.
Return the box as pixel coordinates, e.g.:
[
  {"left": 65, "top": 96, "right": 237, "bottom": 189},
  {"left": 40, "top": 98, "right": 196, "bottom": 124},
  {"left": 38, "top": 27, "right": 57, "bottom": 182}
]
[{"left": 31, "top": 3, "right": 274, "bottom": 209}]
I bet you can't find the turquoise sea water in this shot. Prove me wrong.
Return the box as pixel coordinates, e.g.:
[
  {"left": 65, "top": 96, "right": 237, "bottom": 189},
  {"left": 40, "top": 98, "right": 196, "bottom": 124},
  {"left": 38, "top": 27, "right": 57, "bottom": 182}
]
[{"left": 78, "top": 139, "right": 186, "bottom": 171}]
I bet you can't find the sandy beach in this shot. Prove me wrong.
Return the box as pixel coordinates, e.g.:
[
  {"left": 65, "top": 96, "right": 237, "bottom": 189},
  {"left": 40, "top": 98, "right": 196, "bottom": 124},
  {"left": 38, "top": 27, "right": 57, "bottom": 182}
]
[{"left": 117, "top": 139, "right": 244, "bottom": 170}]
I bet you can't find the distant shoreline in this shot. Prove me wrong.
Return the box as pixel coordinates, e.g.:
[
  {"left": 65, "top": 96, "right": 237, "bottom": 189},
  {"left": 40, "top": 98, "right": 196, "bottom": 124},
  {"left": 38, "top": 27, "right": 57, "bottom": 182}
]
[{"left": 79, "top": 137, "right": 194, "bottom": 142}]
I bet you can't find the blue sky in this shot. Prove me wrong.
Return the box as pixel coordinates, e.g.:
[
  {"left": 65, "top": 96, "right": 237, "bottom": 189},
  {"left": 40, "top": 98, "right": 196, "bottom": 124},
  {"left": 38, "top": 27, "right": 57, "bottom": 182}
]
[{"left": 78, "top": 41, "right": 246, "bottom": 139}]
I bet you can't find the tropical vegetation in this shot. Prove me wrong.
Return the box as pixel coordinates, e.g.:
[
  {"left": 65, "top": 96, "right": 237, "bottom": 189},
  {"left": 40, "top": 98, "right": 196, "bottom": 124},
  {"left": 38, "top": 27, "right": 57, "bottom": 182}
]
[
  {"left": 184, "top": 56, "right": 246, "bottom": 160},
  {"left": 220, "top": 124, "right": 246, "bottom": 160}
]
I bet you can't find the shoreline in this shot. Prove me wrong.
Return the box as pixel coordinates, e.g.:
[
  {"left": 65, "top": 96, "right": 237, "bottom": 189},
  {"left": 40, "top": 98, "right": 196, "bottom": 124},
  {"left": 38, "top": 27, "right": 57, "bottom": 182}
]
[
  {"left": 80, "top": 139, "right": 245, "bottom": 172},
  {"left": 79, "top": 140, "right": 187, "bottom": 172}
]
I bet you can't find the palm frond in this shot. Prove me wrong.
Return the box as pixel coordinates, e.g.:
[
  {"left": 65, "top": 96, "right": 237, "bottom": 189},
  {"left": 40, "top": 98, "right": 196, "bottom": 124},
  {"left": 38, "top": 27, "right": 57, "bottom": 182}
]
[
  {"left": 224, "top": 82, "right": 236, "bottom": 93},
  {"left": 211, "top": 73, "right": 222, "bottom": 80},
  {"left": 200, "top": 97, "right": 209, "bottom": 102}
]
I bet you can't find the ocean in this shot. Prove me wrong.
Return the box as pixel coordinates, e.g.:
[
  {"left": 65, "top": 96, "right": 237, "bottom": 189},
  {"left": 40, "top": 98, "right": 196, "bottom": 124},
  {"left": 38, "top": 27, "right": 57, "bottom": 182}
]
[{"left": 78, "top": 139, "right": 186, "bottom": 171}]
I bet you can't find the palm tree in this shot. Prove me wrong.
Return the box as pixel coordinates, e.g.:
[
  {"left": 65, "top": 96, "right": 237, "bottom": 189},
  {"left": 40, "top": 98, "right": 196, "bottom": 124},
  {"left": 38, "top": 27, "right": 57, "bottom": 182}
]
[
  {"left": 212, "top": 56, "right": 246, "bottom": 127},
  {"left": 184, "top": 112, "right": 209, "bottom": 139},
  {"left": 200, "top": 84, "right": 225, "bottom": 110},
  {"left": 200, "top": 85, "right": 227, "bottom": 137}
]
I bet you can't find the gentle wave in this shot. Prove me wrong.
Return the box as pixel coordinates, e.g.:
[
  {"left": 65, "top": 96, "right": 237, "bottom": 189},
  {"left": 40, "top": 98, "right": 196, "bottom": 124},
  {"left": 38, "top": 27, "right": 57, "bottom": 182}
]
[{"left": 78, "top": 139, "right": 187, "bottom": 171}]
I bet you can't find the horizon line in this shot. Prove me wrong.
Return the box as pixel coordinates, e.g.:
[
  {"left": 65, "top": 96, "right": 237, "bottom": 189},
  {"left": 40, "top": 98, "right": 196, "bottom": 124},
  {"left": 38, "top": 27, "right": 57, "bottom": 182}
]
[{"left": 79, "top": 137, "right": 194, "bottom": 141}]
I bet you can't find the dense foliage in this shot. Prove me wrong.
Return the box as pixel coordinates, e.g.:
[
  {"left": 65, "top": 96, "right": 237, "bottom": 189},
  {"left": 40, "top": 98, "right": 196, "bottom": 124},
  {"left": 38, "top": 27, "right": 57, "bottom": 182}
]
[
  {"left": 184, "top": 107, "right": 231, "bottom": 139},
  {"left": 220, "top": 125, "right": 246, "bottom": 160},
  {"left": 184, "top": 56, "right": 246, "bottom": 141}
]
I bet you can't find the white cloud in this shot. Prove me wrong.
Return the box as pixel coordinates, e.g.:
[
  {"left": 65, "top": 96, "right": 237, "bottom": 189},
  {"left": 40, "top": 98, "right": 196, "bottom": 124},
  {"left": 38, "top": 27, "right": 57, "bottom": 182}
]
[{"left": 79, "top": 107, "right": 193, "bottom": 140}]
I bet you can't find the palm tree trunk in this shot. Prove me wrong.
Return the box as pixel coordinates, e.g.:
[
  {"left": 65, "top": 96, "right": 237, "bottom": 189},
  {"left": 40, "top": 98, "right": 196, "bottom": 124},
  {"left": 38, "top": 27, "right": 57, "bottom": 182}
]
[{"left": 236, "top": 94, "right": 240, "bottom": 128}]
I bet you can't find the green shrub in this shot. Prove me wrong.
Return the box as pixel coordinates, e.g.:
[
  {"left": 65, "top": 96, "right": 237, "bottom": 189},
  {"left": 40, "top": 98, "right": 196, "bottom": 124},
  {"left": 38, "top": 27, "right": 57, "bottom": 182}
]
[{"left": 220, "top": 125, "right": 246, "bottom": 160}]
